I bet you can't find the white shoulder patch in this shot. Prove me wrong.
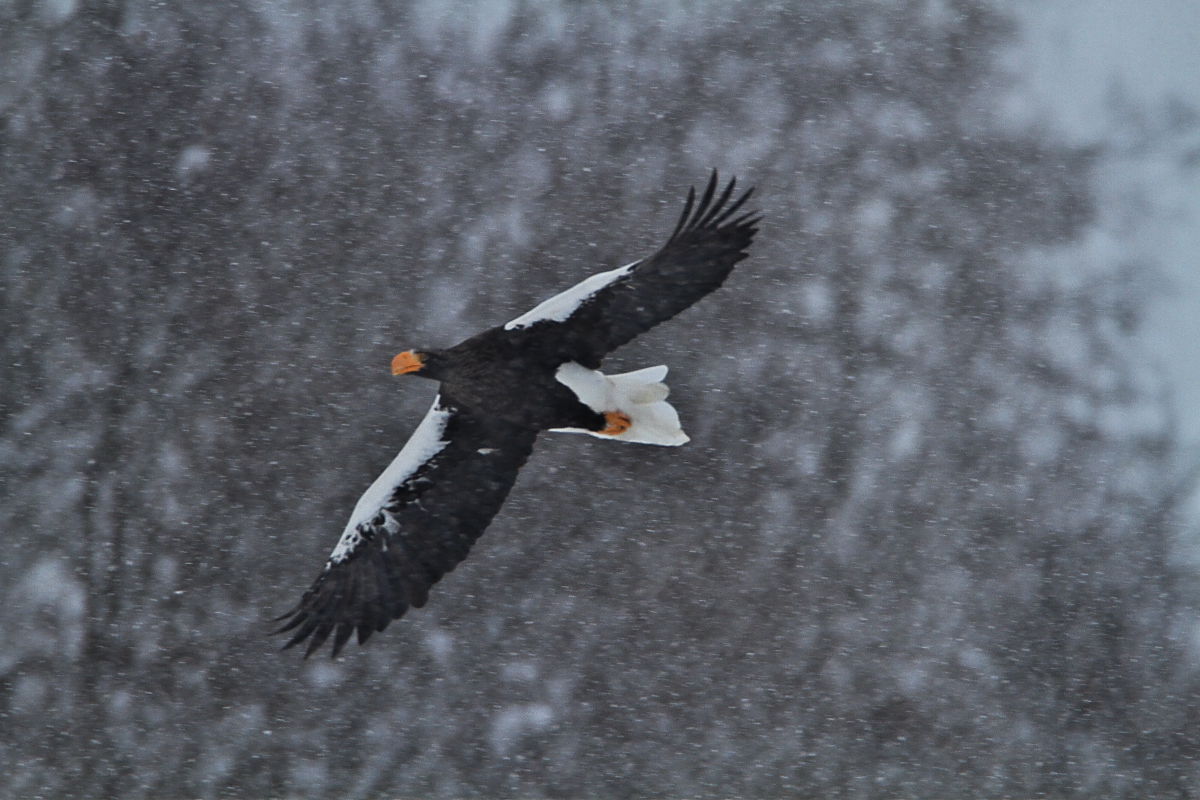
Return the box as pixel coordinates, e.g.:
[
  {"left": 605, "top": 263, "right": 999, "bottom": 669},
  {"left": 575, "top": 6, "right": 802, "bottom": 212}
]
[
  {"left": 330, "top": 397, "right": 453, "bottom": 562},
  {"left": 504, "top": 261, "right": 638, "bottom": 330}
]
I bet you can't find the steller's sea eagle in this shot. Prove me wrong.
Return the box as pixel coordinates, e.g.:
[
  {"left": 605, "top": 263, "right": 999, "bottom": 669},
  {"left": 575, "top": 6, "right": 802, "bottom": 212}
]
[{"left": 275, "top": 171, "right": 759, "bottom": 657}]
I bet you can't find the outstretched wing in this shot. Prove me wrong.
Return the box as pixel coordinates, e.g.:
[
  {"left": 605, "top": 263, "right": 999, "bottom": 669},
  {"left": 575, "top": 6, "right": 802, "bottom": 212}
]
[
  {"left": 504, "top": 171, "right": 760, "bottom": 367},
  {"left": 275, "top": 394, "right": 537, "bottom": 657}
]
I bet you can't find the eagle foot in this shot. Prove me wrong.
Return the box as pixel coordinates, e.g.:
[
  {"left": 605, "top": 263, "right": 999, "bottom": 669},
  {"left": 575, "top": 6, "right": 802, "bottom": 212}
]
[{"left": 599, "top": 411, "right": 633, "bottom": 436}]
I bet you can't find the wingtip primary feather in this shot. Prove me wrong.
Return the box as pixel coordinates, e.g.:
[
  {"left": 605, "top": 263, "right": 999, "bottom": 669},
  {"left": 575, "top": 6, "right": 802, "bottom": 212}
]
[
  {"left": 697, "top": 175, "right": 737, "bottom": 229},
  {"left": 711, "top": 185, "right": 755, "bottom": 228},
  {"left": 669, "top": 171, "right": 758, "bottom": 242},
  {"left": 331, "top": 622, "right": 355, "bottom": 658},
  {"left": 691, "top": 170, "right": 720, "bottom": 229},
  {"left": 668, "top": 184, "right": 697, "bottom": 243}
]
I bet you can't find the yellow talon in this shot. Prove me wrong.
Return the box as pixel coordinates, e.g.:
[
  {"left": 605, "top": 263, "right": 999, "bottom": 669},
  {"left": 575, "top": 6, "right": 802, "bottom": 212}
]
[{"left": 600, "top": 411, "right": 632, "bottom": 436}]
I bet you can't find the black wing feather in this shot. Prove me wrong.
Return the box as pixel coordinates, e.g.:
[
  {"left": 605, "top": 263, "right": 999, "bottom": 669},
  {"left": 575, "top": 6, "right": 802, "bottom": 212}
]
[
  {"left": 510, "top": 170, "right": 760, "bottom": 367},
  {"left": 275, "top": 395, "right": 537, "bottom": 657}
]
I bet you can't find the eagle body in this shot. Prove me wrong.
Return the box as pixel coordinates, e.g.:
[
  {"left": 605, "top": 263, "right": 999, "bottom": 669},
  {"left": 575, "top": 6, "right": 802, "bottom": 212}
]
[
  {"left": 277, "top": 172, "right": 759, "bottom": 657},
  {"left": 417, "top": 328, "right": 607, "bottom": 432}
]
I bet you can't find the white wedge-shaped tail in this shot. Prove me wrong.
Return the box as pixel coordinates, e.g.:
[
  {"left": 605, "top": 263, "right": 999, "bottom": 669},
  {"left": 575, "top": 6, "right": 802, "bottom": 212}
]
[{"left": 551, "top": 362, "right": 689, "bottom": 446}]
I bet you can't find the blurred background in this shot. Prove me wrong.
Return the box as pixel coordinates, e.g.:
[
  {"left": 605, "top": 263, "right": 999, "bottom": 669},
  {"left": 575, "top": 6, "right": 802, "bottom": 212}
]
[{"left": 3, "top": 1, "right": 1199, "bottom": 797}]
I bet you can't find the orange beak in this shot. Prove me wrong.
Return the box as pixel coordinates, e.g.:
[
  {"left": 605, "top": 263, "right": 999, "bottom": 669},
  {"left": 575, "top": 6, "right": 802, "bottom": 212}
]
[{"left": 391, "top": 350, "right": 424, "bottom": 375}]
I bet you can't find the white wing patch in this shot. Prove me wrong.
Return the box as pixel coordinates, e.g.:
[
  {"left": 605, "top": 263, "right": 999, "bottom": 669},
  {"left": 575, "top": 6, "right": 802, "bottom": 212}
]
[
  {"left": 329, "top": 397, "right": 453, "bottom": 563},
  {"left": 504, "top": 261, "right": 639, "bottom": 330}
]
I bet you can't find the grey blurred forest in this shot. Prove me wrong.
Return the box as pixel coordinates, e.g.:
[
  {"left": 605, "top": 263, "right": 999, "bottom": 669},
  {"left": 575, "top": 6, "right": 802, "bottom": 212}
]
[{"left": 4, "top": 0, "right": 1200, "bottom": 797}]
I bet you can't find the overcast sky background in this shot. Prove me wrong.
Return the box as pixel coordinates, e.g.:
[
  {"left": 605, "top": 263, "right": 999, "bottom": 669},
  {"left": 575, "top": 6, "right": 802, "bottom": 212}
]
[{"left": 1015, "top": 0, "right": 1200, "bottom": 483}]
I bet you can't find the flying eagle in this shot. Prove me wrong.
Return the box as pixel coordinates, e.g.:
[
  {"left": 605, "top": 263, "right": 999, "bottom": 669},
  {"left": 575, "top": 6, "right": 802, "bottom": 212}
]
[{"left": 276, "top": 172, "right": 759, "bottom": 657}]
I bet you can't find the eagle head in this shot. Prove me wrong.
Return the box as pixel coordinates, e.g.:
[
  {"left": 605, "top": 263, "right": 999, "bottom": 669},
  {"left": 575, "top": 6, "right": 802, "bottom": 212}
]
[{"left": 392, "top": 349, "right": 452, "bottom": 380}]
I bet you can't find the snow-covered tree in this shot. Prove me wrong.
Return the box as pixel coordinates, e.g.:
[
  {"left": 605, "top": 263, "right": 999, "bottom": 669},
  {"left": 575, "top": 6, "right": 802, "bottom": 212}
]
[{"left": 2, "top": 1, "right": 1195, "bottom": 797}]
